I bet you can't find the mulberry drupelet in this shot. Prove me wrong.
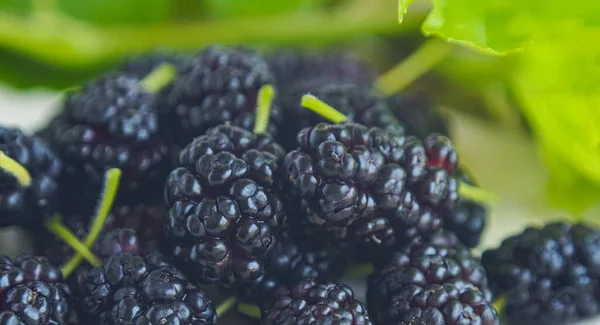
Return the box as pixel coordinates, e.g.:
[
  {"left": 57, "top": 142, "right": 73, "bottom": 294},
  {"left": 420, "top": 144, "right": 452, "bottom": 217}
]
[{"left": 163, "top": 124, "right": 286, "bottom": 287}]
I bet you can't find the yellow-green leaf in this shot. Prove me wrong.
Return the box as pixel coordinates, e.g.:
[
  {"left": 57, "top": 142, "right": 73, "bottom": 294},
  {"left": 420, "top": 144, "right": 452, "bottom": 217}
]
[{"left": 512, "top": 21, "right": 600, "bottom": 213}]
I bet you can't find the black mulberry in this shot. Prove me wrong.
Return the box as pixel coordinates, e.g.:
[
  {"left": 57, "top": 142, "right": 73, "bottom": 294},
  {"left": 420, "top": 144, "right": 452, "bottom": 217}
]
[
  {"left": 163, "top": 124, "right": 286, "bottom": 287},
  {"left": 481, "top": 222, "right": 600, "bottom": 325},
  {"left": 262, "top": 278, "right": 372, "bottom": 325},
  {"left": 0, "top": 255, "right": 71, "bottom": 325},
  {"left": 72, "top": 252, "right": 217, "bottom": 325},
  {"left": 0, "top": 127, "right": 62, "bottom": 227},
  {"left": 162, "top": 46, "right": 282, "bottom": 145},
  {"left": 284, "top": 122, "right": 458, "bottom": 250}
]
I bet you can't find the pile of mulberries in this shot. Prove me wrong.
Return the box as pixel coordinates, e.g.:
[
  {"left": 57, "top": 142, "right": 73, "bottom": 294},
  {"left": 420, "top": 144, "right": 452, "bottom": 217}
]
[
  {"left": 3, "top": 45, "right": 570, "bottom": 325},
  {"left": 482, "top": 222, "right": 600, "bottom": 325}
]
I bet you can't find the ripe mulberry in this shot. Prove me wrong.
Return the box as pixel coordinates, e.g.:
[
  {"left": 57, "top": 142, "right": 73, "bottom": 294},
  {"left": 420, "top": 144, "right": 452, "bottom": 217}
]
[
  {"left": 72, "top": 252, "right": 217, "bottom": 325},
  {"left": 367, "top": 233, "right": 497, "bottom": 325},
  {"left": 163, "top": 124, "right": 286, "bottom": 287},
  {"left": 162, "top": 46, "right": 282, "bottom": 144},
  {"left": 482, "top": 222, "right": 600, "bottom": 325},
  {"left": 43, "top": 73, "right": 171, "bottom": 210},
  {"left": 284, "top": 122, "right": 458, "bottom": 250},
  {"left": 262, "top": 278, "right": 372, "bottom": 325},
  {"left": 278, "top": 81, "right": 401, "bottom": 150},
  {"left": 0, "top": 255, "right": 71, "bottom": 325},
  {"left": 0, "top": 127, "right": 62, "bottom": 227}
]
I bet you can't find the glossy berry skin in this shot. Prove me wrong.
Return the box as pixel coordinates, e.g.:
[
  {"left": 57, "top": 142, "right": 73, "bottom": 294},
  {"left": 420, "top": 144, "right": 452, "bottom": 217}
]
[
  {"left": 284, "top": 122, "right": 458, "bottom": 250},
  {"left": 43, "top": 74, "right": 170, "bottom": 209},
  {"left": 0, "top": 255, "right": 71, "bottom": 325},
  {"left": 236, "top": 232, "right": 347, "bottom": 305},
  {"left": 278, "top": 81, "right": 402, "bottom": 150},
  {"left": 367, "top": 234, "right": 497, "bottom": 325},
  {"left": 267, "top": 49, "right": 376, "bottom": 90},
  {"left": 262, "top": 278, "right": 372, "bottom": 325},
  {"left": 164, "top": 124, "right": 286, "bottom": 287},
  {"left": 73, "top": 252, "right": 217, "bottom": 325},
  {"left": 0, "top": 127, "right": 62, "bottom": 227},
  {"left": 37, "top": 204, "right": 164, "bottom": 265},
  {"left": 163, "top": 46, "right": 282, "bottom": 145},
  {"left": 482, "top": 222, "right": 600, "bottom": 325},
  {"left": 443, "top": 171, "right": 487, "bottom": 248},
  {"left": 425, "top": 133, "right": 458, "bottom": 176}
]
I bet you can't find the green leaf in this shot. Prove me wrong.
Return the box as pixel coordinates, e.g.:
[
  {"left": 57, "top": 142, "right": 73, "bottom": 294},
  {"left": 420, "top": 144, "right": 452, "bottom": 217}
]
[
  {"left": 512, "top": 21, "right": 600, "bottom": 213},
  {"left": 57, "top": 0, "right": 172, "bottom": 25},
  {"left": 0, "top": 0, "right": 32, "bottom": 16},
  {"left": 399, "top": 0, "right": 600, "bottom": 54},
  {"left": 204, "top": 0, "right": 326, "bottom": 18}
]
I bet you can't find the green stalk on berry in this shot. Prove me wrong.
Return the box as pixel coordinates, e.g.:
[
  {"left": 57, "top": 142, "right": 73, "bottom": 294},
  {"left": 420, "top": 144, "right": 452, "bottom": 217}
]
[
  {"left": 45, "top": 168, "right": 122, "bottom": 277},
  {"left": 139, "top": 63, "right": 177, "bottom": 93},
  {"left": 0, "top": 150, "right": 32, "bottom": 187},
  {"left": 300, "top": 94, "right": 497, "bottom": 205}
]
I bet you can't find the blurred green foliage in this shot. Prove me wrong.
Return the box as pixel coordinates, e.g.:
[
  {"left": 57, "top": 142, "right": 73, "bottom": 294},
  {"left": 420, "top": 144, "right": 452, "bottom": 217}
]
[
  {"left": 1, "top": 0, "right": 599, "bottom": 218},
  {"left": 402, "top": 0, "right": 600, "bottom": 217}
]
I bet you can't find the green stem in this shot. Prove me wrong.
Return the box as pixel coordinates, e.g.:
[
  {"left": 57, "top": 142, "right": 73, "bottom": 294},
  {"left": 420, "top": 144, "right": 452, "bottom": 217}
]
[
  {"left": 301, "top": 94, "right": 349, "bottom": 123},
  {"left": 345, "top": 263, "right": 375, "bottom": 278},
  {"left": 216, "top": 296, "right": 237, "bottom": 317},
  {"left": 493, "top": 296, "right": 506, "bottom": 313},
  {"left": 459, "top": 181, "right": 498, "bottom": 204},
  {"left": 253, "top": 84, "right": 275, "bottom": 134},
  {"left": 0, "top": 0, "right": 424, "bottom": 68},
  {"left": 61, "top": 168, "right": 121, "bottom": 277},
  {"left": 0, "top": 151, "right": 32, "bottom": 187},
  {"left": 376, "top": 38, "right": 453, "bottom": 96},
  {"left": 237, "top": 302, "right": 261, "bottom": 319},
  {"left": 45, "top": 215, "right": 101, "bottom": 273},
  {"left": 139, "top": 63, "right": 177, "bottom": 93}
]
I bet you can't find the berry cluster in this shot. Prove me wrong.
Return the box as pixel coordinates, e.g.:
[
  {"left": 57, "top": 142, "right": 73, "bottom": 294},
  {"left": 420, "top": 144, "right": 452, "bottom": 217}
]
[
  {"left": 1, "top": 44, "right": 581, "bottom": 325},
  {"left": 482, "top": 222, "right": 600, "bottom": 325}
]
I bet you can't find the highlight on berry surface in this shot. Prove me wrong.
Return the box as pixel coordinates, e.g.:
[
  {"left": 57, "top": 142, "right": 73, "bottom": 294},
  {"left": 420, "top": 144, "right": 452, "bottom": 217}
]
[
  {"left": 61, "top": 168, "right": 122, "bottom": 277},
  {"left": 0, "top": 150, "right": 32, "bottom": 187},
  {"left": 45, "top": 215, "right": 102, "bottom": 274},
  {"left": 139, "top": 62, "right": 177, "bottom": 93},
  {"left": 459, "top": 181, "right": 498, "bottom": 204},
  {"left": 301, "top": 94, "right": 349, "bottom": 123},
  {"left": 253, "top": 84, "right": 275, "bottom": 134},
  {"left": 238, "top": 302, "right": 262, "bottom": 319},
  {"left": 216, "top": 296, "right": 238, "bottom": 317}
]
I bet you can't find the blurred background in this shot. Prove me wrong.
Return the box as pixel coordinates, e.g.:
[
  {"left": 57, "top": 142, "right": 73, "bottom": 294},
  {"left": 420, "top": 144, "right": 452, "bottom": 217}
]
[{"left": 0, "top": 0, "right": 599, "bottom": 323}]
